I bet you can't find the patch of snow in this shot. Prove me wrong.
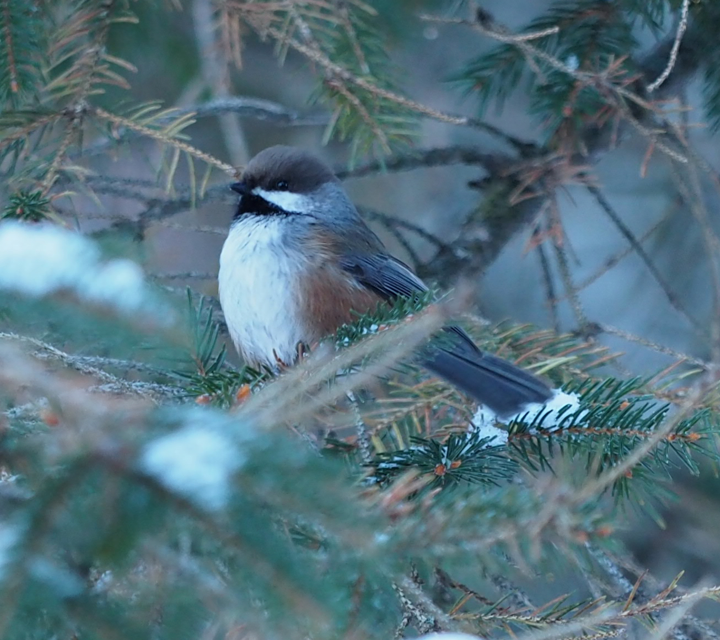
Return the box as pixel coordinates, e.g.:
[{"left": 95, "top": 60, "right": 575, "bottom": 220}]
[
  {"left": 514, "top": 389, "right": 587, "bottom": 431},
  {"left": 91, "top": 569, "right": 114, "bottom": 594},
  {"left": 140, "top": 416, "right": 246, "bottom": 511},
  {"left": 470, "top": 389, "right": 587, "bottom": 444},
  {"left": 78, "top": 259, "right": 147, "bottom": 311},
  {"left": 0, "top": 221, "right": 168, "bottom": 321},
  {"left": 28, "top": 557, "right": 84, "bottom": 598},
  {"left": 469, "top": 407, "right": 509, "bottom": 446}
]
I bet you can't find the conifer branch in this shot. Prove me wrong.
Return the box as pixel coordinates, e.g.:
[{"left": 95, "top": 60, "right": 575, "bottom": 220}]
[
  {"left": 1, "top": 0, "right": 19, "bottom": 96},
  {"left": 93, "top": 106, "right": 237, "bottom": 176}
]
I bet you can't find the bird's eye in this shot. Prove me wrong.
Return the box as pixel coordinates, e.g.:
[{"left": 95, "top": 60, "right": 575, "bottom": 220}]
[{"left": 274, "top": 180, "right": 289, "bottom": 191}]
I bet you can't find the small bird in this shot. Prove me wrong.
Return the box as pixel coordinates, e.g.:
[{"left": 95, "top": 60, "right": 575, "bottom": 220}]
[{"left": 218, "top": 146, "right": 552, "bottom": 417}]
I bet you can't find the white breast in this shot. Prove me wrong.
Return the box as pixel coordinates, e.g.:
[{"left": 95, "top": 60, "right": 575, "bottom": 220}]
[{"left": 218, "top": 217, "right": 307, "bottom": 368}]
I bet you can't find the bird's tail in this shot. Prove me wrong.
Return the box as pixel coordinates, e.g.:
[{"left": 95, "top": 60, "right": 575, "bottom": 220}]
[{"left": 421, "top": 327, "right": 552, "bottom": 418}]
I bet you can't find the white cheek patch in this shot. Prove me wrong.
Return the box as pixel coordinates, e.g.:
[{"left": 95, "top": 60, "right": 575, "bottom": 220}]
[{"left": 253, "top": 187, "right": 312, "bottom": 214}]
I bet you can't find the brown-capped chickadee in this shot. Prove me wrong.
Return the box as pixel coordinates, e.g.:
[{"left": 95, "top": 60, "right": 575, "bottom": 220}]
[{"left": 218, "top": 146, "right": 551, "bottom": 417}]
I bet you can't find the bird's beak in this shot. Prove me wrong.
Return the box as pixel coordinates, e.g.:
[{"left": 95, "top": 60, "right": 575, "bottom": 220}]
[{"left": 230, "top": 181, "right": 251, "bottom": 195}]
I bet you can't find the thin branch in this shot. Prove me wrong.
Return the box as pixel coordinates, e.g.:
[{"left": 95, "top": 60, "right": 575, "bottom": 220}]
[
  {"left": 326, "top": 76, "right": 390, "bottom": 153},
  {"left": 1, "top": 0, "right": 19, "bottom": 94},
  {"left": 76, "top": 97, "right": 327, "bottom": 160},
  {"left": 359, "top": 207, "right": 450, "bottom": 263},
  {"left": 596, "top": 323, "right": 709, "bottom": 370},
  {"left": 392, "top": 581, "right": 438, "bottom": 633},
  {"left": 587, "top": 184, "right": 703, "bottom": 333},
  {"left": 549, "top": 216, "right": 588, "bottom": 331},
  {"left": 93, "top": 106, "right": 237, "bottom": 176},
  {"left": 572, "top": 204, "right": 675, "bottom": 294},
  {"left": 0, "top": 333, "right": 183, "bottom": 400},
  {"left": 151, "top": 271, "right": 217, "bottom": 280},
  {"left": 534, "top": 230, "right": 560, "bottom": 333},
  {"left": 671, "top": 162, "right": 720, "bottom": 363},
  {"left": 261, "top": 24, "right": 533, "bottom": 151},
  {"left": 336, "top": 145, "right": 503, "bottom": 179},
  {"left": 647, "top": 0, "right": 691, "bottom": 93},
  {"left": 421, "top": 12, "right": 559, "bottom": 43},
  {"left": 364, "top": 212, "right": 423, "bottom": 268},
  {"left": 186, "top": 96, "right": 328, "bottom": 125},
  {"left": 426, "top": 8, "right": 692, "bottom": 166},
  {"left": 346, "top": 390, "right": 372, "bottom": 465}
]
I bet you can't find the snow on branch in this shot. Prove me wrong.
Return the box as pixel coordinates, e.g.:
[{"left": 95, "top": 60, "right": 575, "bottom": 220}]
[{"left": 0, "top": 221, "right": 171, "bottom": 324}]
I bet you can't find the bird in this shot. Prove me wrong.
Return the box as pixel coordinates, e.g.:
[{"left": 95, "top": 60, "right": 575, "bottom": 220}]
[{"left": 218, "top": 145, "right": 552, "bottom": 418}]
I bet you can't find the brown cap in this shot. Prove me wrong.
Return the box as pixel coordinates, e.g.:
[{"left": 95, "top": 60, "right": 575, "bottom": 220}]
[{"left": 241, "top": 146, "right": 338, "bottom": 194}]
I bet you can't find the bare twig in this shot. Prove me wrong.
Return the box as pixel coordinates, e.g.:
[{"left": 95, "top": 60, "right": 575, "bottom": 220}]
[
  {"left": 549, "top": 219, "right": 589, "bottom": 331},
  {"left": 671, "top": 163, "right": 720, "bottom": 362},
  {"left": 336, "top": 145, "right": 503, "bottom": 179},
  {"left": 76, "top": 97, "right": 327, "bottom": 160},
  {"left": 572, "top": 204, "right": 675, "bottom": 294},
  {"left": 647, "top": 0, "right": 691, "bottom": 93},
  {"left": 93, "top": 106, "right": 237, "bottom": 175},
  {"left": 587, "top": 184, "right": 703, "bottom": 333},
  {"left": 534, "top": 229, "right": 560, "bottom": 332},
  {"left": 151, "top": 271, "right": 217, "bottom": 281},
  {"left": 1, "top": 0, "right": 19, "bottom": 94},
  {"left": 360, "top": 208, "right": 449, "bottom": 250},
  {"left": 596, "top": 323, "right": 709, "bottom": 370}
]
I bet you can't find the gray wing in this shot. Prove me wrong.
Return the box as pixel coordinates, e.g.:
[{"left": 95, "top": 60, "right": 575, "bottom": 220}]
[
  {"left": 338, "top": 253, "right": 428, "bottom": 298},
  {"left": 339, "top": 253, "right": 552, "bottom": 417}
]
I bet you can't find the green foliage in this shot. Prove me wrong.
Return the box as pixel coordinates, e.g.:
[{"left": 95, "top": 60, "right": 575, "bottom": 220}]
[
  {"left": 509, "top": 377, "right": 716, "bottom": 519},
  {"left": 620, "top": 0, "right": 668, "bottom": 32},
  {"left": 1, "top": 190, "right": 51, "bottom": 221},
  {"left": 373, "top": 432, "right": 517, "bottom": 488},
  {"left": 695, "top": 3, "right": 720, "bottom": 131},
  {"left": 310, "top": 6, "right": 419, "bottom": 160},
  {"left": 229, "top": 0, "right": 420, "bottom": 160},
  {"left": 171, "top": 290, "right": 267, "bottom": 406},
  {"left": 0, "top": 2, "right": 225, "bottom": 207},
  {"left": 183, "top": 289, "right": 227, "bottom": 378},
  {"left": 457, "top": 1, "right": 638, "bottom": 140},
  {"left": 2, "top": 244, "right": 719, "bottom": 637},
  {"left": 333, "top": 289, "right": 437, "bottom": 348},
  {"left": 0, "top": 0, "right": 44, "bottom": 107}
]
